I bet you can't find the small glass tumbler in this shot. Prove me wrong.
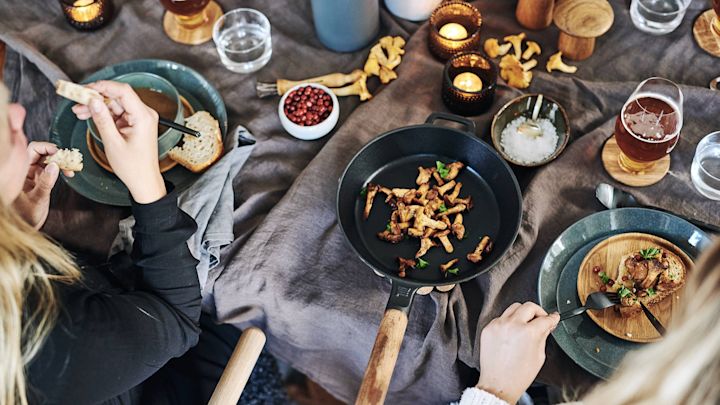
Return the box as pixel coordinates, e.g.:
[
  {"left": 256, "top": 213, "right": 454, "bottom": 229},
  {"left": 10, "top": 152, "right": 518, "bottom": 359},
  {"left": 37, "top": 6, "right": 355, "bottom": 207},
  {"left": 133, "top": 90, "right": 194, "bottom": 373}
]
[
  {"left": 428, "top": 1, "right": 482, "bottom": 60},
  {"left": 691, "top": 131, "right": 720, "bottom": 200},
  {"left": 60, "top": 0, "right": 113, "bottom": 31},
  {"left": 441, "top": 52, "right": 497, "bottom": 116},
  {"left": 630, "top": 0, "right": 691, "bottom": 35},
  {"left": 212, "top": 8, "right": 272, "bottom": 74}
]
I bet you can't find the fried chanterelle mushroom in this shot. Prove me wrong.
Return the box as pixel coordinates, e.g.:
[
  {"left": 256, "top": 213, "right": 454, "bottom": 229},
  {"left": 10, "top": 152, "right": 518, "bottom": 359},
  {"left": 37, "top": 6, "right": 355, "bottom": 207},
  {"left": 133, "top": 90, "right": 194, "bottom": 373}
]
[
  {"left": 362, "top": 160, "right": 491, "bottom": 278},
  {"left": 467, "top": 236, "right": 493, "bottom": 263}
]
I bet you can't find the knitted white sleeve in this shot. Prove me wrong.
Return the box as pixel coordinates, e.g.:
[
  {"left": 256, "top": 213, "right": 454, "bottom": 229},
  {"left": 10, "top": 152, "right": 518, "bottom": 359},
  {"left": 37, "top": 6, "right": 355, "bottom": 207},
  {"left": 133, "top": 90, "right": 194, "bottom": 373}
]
[{"left": 455, "top": 387, "right": 509, "bottom": 405}]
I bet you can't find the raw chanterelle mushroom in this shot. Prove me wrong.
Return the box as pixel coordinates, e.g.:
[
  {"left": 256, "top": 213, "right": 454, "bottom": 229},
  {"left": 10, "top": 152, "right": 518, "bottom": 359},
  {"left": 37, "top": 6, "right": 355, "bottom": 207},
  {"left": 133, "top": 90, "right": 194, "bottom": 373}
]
[
  {"left": 483, "top": 38, "right": 512, "bottom": 58},
  {"left": 546, "top": 51, "right": 578, "bottom": 74},
  {"left": 522, "top": 41, "right": 541, "bottom": 60},
  {"left": 500, "top": 55, "right": 533, "bottom": 89},
  {"left": 333, "top": 73, "right": 373, "bottom": 100},
  {"left": 503, "top": 33, "right": 526, "bottom": 60}
]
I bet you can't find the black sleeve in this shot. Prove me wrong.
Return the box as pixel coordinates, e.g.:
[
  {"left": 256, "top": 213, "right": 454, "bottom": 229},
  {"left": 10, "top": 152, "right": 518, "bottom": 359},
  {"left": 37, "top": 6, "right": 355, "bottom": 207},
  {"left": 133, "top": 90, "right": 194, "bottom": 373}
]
[{"left": 31, "top": 187, "right": 202, "bottom": 404}]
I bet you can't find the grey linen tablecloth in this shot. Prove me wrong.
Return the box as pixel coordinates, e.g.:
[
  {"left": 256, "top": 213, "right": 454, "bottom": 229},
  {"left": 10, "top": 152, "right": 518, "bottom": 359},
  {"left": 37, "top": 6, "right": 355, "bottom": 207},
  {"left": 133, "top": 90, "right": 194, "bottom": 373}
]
[{"left": 2, "top": 0, "right": 719, "bottom": 404}]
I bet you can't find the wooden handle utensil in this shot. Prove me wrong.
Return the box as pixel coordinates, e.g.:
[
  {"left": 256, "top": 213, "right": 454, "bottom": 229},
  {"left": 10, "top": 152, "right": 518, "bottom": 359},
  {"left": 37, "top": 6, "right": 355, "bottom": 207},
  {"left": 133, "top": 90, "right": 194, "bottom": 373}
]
[
  {"left": 208, "top": 327, "right": 267, "bottom": 405},
  {"left": 355, "top": 309, "right": 408, "bottom": 405}
]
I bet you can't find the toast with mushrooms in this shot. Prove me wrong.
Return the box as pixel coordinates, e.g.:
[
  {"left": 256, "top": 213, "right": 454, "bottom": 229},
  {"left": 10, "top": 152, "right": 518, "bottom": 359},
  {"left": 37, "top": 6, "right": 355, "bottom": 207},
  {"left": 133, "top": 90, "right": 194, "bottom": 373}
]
[{"left": 605, "top": 247, "right": 687, "bottom": 318}]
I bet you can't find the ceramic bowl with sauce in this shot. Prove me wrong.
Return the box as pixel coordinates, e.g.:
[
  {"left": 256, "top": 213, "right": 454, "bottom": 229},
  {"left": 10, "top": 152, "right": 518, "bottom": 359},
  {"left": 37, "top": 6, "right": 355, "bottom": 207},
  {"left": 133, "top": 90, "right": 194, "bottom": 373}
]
[{"left": 88, "top": 72, "right": 184, "bottom": 158}]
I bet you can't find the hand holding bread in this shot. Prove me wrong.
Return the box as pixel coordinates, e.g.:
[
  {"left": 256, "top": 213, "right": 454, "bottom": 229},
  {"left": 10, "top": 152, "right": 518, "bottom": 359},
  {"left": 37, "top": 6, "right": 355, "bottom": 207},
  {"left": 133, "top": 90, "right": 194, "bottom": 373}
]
[{"left": 72, "top": 81, "right": 166, "bottom": 204}]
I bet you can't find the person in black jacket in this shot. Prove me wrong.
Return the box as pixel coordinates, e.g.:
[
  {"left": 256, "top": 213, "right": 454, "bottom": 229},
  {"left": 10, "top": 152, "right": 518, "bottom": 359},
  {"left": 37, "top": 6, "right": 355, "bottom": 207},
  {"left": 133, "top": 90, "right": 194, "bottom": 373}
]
[{"left": 0, "top": 80, "right": 201, "bottom": 405}]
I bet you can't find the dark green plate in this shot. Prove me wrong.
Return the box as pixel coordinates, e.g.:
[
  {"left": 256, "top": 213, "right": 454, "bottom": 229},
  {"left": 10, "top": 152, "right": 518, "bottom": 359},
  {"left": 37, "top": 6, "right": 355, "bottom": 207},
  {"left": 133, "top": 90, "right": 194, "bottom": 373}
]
[
  {"left": 538, "top": 208, "right": 711, "bottom": 379},
  {"left": 50, "top": 59, "right": 227, "bottom": 206}
]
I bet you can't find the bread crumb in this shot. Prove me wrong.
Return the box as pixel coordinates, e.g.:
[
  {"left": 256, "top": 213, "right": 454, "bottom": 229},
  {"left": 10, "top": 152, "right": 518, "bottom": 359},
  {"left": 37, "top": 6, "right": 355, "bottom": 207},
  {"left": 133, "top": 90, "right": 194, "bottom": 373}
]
[
  {"left": 595, "top": 347, "right": 600, "bottom": 353},
  {"left": 626, "top": 332, "right": 633, "bottom": 338}
]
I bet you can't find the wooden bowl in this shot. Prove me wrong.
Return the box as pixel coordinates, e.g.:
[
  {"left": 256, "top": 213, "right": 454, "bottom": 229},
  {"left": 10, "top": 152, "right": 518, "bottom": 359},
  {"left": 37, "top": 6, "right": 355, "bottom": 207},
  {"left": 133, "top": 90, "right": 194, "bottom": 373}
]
[{"left": 490, "top": 93, "right": 570, "bottom": 167}]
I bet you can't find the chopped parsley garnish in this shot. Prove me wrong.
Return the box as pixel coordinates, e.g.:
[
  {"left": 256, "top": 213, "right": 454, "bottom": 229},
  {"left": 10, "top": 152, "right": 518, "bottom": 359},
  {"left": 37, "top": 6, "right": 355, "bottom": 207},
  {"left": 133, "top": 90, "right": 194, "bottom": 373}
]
[
  {"left": 446, "top": 267, "right": 459, "bottom": 275},
  {"left": 598, "top": 271, "right": 611, "bottom": 284},
  {"left": 360, "top": 186, "right": 368, "bottom": 198},
  {"left": 618, "top": 286, "right": 632, "bottom": 298},
  {"left": 416, "top": 258, "right": 429, "bottom": 269},
  {"left": 385, "top": 222, "right": 392, "bottom": 232},
  {"left": 640, "top": 247, "right": 662, "bottom": 260},
  {"left": 647, "top": 287, "right": 656, "bottom": 296},
  {"left": 436, "top": 161, "right": 450, "bottom": 179},
  {"left": 438, "top": 203, "right": 448, "bottom": 213}
]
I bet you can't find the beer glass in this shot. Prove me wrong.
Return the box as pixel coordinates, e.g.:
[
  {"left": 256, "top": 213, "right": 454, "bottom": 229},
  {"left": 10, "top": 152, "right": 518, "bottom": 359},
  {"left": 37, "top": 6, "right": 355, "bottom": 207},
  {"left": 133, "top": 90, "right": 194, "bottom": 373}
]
[
  {"left": 614, "top": 77, "right": 683, "bottom": 173},
  {"left": 161, "top": 0, "right": 222, "bottom": 45}
]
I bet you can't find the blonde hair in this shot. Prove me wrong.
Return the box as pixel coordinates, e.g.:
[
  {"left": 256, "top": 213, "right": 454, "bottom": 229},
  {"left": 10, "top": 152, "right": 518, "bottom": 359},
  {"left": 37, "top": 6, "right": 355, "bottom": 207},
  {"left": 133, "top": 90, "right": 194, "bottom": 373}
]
[
  {"left": 583, "top": 241, "right": 720, "bottom": 405},
  {"left": 0, "top": 84, "right": 81, "bottom": 405}
]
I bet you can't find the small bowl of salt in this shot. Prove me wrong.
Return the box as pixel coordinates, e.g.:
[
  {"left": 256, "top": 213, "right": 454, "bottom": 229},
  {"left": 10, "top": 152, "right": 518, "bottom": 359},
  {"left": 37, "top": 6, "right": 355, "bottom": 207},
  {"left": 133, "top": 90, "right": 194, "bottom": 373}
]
[{"left": 490, "top": 93, "right": 570, "bottom": 167}]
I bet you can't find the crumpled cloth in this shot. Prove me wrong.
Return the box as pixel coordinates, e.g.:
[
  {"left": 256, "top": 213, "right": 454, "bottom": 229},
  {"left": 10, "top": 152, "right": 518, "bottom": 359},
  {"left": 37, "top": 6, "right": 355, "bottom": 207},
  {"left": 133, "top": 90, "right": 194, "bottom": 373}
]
[{"left": 110, "top": 127, "right": 255, "bottom": 292}]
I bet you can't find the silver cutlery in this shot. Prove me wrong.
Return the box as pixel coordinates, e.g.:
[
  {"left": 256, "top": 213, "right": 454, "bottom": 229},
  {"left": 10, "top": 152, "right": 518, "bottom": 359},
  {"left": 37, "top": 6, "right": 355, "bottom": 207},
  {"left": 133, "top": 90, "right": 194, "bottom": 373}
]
[
  {"left": 559, "top": 291, "right": 620, "bottom": 321},
  {"left": 595, "top": 183, "right": 720, "bottom": 234}
]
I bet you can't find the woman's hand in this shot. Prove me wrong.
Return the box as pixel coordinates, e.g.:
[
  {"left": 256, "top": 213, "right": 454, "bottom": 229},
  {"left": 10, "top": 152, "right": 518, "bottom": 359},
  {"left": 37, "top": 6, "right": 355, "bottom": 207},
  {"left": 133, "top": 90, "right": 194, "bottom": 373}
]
[
  {"left": 476, "top": 302, "right": 559, "bottom": 404},
  {"left": 71, "top": 81, "right": 166, "bottom": 204},
  {"left": 12, "top": 142, "right": 75, "bottom": 229}
]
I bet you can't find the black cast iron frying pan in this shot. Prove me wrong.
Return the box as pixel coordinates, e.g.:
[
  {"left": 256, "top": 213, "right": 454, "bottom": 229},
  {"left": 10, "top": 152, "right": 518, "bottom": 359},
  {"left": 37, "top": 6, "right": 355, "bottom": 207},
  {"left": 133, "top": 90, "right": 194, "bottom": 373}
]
[{"left": 337, "top": 113, "right": 522, "bottom": 405}]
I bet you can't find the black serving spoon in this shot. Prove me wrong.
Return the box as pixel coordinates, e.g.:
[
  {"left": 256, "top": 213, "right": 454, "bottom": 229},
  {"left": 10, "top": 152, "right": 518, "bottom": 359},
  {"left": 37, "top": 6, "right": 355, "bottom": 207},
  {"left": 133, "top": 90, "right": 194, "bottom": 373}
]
[{"left": 595, "top": 183, "right": 720, "bottom": 234}]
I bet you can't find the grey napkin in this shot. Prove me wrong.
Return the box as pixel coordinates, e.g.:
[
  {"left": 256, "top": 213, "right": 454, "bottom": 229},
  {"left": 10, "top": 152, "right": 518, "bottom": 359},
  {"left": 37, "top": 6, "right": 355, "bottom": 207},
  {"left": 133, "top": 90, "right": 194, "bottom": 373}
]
[{"left": 110, "top": 127, "right": 255, "bottom": 292}]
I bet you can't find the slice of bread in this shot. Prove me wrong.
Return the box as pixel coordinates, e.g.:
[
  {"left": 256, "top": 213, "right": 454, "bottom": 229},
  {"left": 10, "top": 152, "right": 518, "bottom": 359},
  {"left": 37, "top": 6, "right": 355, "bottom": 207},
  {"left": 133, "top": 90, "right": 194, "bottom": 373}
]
[
  {"left": 168, "top": 111, "right": 223, "bottom": 173},
  {"left": 614, "top": 249, "right": 687, "bottom": 318},
  {"left": 44, "top": 148, "right": 83, "bottom": 171}
]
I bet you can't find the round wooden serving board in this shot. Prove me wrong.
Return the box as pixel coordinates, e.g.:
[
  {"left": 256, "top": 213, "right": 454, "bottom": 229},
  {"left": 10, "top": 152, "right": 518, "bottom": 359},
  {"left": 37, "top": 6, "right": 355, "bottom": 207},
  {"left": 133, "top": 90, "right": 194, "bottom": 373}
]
[
  {"left": 577, "top": 232, "right": 693, "bottom": 343},
  {"left": 602, "top": 135, "right": 670, "bottom": 187}
]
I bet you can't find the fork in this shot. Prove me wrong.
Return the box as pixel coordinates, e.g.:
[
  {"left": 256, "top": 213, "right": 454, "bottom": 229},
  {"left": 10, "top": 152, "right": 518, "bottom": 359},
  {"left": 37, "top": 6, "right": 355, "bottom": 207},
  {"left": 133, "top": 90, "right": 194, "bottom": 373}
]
[{"left": 559, "top": 292, "right": 620, "bottom": 321}]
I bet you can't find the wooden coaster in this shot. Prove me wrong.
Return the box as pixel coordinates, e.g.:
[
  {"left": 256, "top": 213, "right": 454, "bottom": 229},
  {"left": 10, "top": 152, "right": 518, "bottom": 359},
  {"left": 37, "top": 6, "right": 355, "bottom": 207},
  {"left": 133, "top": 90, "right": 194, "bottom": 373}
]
[
  {"left": 576, "top": 233, "right": 692, "bottom": 343},
  {"left": 602, "top": 135, "right": 670, "bottom": 187},
  {"left": 163, "top": 1, "right": 222, "bottom": 45},
  {"left": 693, "top": 9, "right": 720, "bottom": 58}
]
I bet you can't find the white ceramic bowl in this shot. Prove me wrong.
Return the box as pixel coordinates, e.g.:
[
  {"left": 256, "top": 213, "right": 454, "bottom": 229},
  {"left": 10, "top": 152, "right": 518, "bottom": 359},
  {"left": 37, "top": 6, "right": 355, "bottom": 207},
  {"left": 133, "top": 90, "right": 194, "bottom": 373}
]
[{"left": 278, "top": 83, "right": 339, "bottom": 141}]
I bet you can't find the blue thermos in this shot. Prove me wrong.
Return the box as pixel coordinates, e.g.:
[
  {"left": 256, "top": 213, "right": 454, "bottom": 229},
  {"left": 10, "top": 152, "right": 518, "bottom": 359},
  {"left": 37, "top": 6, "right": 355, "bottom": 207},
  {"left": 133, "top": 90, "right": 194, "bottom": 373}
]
[{"left": 311, "top": 0, "right": 380, "bottom": 52}]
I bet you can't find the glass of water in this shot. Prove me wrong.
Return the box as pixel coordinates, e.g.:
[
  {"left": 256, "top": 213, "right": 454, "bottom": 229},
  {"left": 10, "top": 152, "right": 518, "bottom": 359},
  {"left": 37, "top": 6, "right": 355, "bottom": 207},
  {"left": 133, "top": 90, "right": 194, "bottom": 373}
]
[
  {"left": 691, "top": 131, "right": 720, "bottom": 200},
  {"left": 630, "top": 0, "right": 691, "bottom": 35},
  {"left": 213, "top": 8, "right": 272, "bottom": 73}
]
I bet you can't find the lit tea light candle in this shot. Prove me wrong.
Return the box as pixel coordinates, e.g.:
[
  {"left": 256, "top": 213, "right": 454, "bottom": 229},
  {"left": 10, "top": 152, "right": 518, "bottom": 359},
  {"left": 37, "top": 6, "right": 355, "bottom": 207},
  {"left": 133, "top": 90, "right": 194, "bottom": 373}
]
[
  {"left": 439, "top": 22, "right": 468, "bottom": 40},
  {"left": 453, "top": 72, "right": 483, "bottom": 92},
  {"left": 61, "top": 0, "right": 113, "bottom": 30},
  {"left": 69, "top": 0, "right": 101, "bottom": 22}
]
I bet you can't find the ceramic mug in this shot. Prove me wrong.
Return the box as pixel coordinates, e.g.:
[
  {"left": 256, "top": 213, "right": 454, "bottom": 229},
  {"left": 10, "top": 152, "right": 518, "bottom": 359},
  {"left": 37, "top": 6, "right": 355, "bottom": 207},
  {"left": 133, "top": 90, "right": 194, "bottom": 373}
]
[
  {"left": 311, "top": 0, "right": 379, "bottom": 52},
  {"left": 88, "top": 72, "right": 184, "bottom": 159}
]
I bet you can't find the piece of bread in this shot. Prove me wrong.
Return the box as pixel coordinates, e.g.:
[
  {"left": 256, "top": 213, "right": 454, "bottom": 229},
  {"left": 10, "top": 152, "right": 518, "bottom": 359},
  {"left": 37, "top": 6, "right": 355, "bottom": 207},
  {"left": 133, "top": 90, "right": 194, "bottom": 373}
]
[
  {"left": 44, "top": 148, "right": 83, "bottom": 172},
  {"left": 168, "top": 111, "right": 223, "bottom": 173},
  {"left": 614, "top": 249, "right": 686, "bottom": 318},
  {"left": 55, "top": 80, "right": 102, "bottom": 105}
]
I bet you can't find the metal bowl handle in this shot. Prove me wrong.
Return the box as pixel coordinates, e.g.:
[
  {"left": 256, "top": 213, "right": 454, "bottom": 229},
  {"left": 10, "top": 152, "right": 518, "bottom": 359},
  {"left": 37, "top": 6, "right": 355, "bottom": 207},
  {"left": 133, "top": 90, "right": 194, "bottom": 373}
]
[{"left": 425, "top": 112, "right": 476, "bottom": 135}]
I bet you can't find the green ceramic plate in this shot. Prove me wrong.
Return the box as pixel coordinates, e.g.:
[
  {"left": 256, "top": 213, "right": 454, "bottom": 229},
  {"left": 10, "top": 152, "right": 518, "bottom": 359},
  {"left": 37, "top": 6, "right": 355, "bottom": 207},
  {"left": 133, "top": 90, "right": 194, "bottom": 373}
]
[
  {"left": 50, "top": 59, "right": 228, "bottom": 206},
  {"left": 538, "top": 208, "right": 711, "bottom": 379}
]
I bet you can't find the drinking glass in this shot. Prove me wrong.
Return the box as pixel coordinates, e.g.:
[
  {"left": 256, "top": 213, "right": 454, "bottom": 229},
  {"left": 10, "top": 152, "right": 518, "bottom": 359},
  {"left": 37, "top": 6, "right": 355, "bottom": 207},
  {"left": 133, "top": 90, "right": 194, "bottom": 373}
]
[
  {"left": 614, "top": 77, "right": 683, "bottom": 174},
  {"left": 213, "top": 9, "right": 272, "bottom": 74},
  {"left": 630, "top": 0, "right": 691, "bottom": 35},
  {"left": 691, "top": 131, "right": 720, "bottom": 200}
]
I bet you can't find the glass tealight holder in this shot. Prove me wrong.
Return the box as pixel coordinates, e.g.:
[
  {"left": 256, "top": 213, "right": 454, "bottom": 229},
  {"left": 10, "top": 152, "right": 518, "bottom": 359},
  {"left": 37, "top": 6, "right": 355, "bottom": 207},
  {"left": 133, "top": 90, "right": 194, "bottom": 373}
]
[
  {"left": 428, "top": 1, "right": 483, "bottom": 60},
  {"left": 59, "top": 0, "right": 113, "bottom": 31},
  {"left": 442, "top": 52, "right": 497, "bottom": 116}
]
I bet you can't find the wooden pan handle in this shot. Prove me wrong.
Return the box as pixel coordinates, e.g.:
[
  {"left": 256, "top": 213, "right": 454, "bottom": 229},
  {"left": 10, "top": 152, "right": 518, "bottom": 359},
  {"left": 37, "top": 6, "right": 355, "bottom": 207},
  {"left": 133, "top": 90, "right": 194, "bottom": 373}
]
[
  {"left": 208, "top": 327, "right": 266, "bottom": 405},
  {"left": 355, "top": 309, "right": 409, "bottom": 405},
  {"left": 277, "top": 70, "right": 365, "bottom": 95}
]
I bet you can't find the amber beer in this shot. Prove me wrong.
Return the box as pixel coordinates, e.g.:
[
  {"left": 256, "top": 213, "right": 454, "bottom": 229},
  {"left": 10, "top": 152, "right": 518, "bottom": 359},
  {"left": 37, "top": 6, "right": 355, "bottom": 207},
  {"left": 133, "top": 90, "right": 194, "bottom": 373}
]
[
  {"left": 615, "top": 95, "right": 681, "bottom": 163},
  {"left": 160, "top": 0, "right": 209, "bottom": 16}
]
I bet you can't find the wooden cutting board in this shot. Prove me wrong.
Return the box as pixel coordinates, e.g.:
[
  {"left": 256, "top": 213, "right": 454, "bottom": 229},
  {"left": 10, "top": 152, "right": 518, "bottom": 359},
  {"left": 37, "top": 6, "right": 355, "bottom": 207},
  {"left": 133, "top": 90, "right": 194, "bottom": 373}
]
[{"left": 576, "top": 233, "right": 693, "bottom": 343}]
